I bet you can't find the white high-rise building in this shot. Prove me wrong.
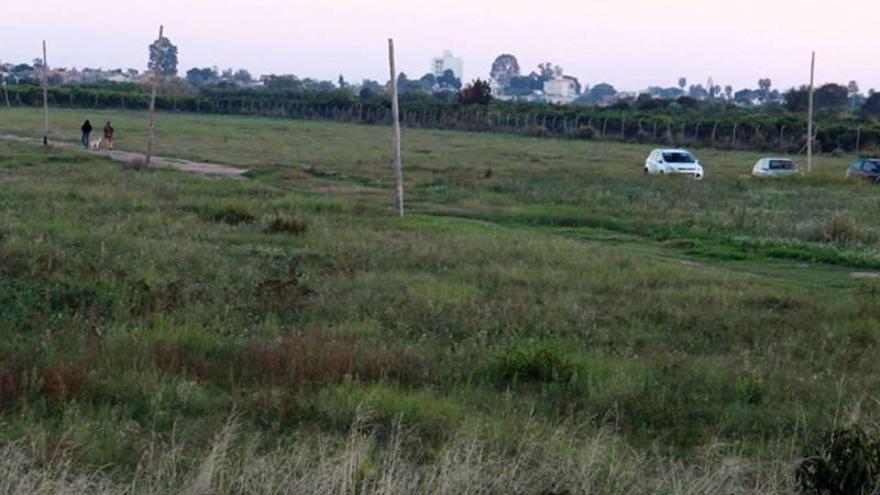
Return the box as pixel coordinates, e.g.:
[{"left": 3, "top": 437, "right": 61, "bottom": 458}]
[{"left": 432, "top": 50, "right": 463, "bottom": 80}]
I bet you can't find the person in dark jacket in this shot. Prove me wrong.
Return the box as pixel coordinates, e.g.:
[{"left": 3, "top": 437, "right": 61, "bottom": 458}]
[
  {"left": 81, "top": 120, "right": 93, "bottom": 149},
  {"left": 103, "top": 121, "right": 115, "bottom": 150}
]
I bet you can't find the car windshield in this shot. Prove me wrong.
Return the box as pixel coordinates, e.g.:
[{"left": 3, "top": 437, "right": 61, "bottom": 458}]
[
  {"left": 663, "top": 152, "right": 695, "bottom": 163},
  {"left": 768, "top": 160, "right": 794, "bottom": 170}
]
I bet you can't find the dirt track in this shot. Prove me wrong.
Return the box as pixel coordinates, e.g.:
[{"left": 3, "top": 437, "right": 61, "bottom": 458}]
[{"left": 0, "top": 134, "right": 250, "bottom": 178}]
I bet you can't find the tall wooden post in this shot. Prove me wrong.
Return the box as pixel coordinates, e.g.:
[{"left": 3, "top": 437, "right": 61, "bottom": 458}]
[
  {"left": 42, "top": 41, "right": 49, "bottom": 146},
  {"left": 388, "top": 39, "right": 404, "bottom": 217},
  {"left": 1, "top": 59, "right": 10, "bottom": 109},
  {"left": 807, "top": 51, "right": 815, "bottom": 174},
  {"left": 145, "top": 25, "right": 163, "bottom": 166}
]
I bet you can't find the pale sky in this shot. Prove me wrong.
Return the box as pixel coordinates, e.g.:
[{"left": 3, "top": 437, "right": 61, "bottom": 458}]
[{"left": 1, "top": 0, "right": 877, "bottom": 92}]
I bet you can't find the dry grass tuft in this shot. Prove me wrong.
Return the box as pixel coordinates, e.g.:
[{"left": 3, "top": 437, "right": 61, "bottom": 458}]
[
  {"left": 804, "top": 212, "right": 875, "bottom": 245},
  {"left": 262, "top": 213, "right": 308, "bottom": 235}
]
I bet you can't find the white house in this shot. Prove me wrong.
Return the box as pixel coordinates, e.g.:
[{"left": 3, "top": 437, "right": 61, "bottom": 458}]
[
  {"left": 543, "top": 77, "right": 577, "bottom": 104},
  {"left": 432, "top": 50, "right": 463, "bottom": 80}
]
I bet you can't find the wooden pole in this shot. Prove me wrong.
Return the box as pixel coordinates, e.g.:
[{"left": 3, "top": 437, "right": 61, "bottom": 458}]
[
  {"left": 1, "top": 59, "right": 9, "bottom": 109},
  {"left": 145, "top": 25, "right": 163, "bottom": 166},
  {"left": 42, "top": 41, "right": 49, "bottom": 146},
  {"left": 388, "top": 38, "right": 404, "bottom": 217},
  {"left": 807, "top": 51, "right": 815, "bottom": 174},
  {"left": 856, "top": 126, "right": 861, "bottom": 155}
]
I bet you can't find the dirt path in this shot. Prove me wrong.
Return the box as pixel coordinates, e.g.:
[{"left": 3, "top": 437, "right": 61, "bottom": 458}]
[{"left": 0, "top": 134, "right": 250, "bottom": 178}]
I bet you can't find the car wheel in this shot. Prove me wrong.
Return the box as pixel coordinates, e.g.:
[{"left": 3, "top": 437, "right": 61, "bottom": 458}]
[{"left": 644, "top": 168, "right": 649, "bottom": 175}]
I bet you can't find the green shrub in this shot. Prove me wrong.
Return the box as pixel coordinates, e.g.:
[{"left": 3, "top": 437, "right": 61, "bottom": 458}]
[
  {"left": 491, "top": 343, "right": 575, "bottom": 385},
  {"left": 262, "top": 213, "right": 307, "bottom": 235},
  {"left": 796, "top": 426, "right": 880, "bottom": 495},
  {"left": 735, "top": 370, "right": 769, "bottom": 405}
]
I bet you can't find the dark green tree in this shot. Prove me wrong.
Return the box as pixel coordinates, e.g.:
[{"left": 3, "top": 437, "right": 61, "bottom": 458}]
[
  {"left": 437, "top": 69, "right": 461, "bottom": 90},
  {"left": 815, "top": 83, "right": 849, "bottom": 111},
  {"left": 490, "top": 54, "right": 520, "bottom": 89},
  {"left": 506, "top": 75, "right": 541, "bottom": 96},
  {"left": 185, "top": 67, "right": 216, "bottom": 86},
  {"left": 862, "top": 92, "right": 880, "bottom": 117},
  {"left": 395, "top": 73, "right": 422, "bottom": 93},
  {"left": 459, "top": 79, "right": 492, "bottom": 105},
  {"left": 149, "top": 35, "right": 179, "bottom": 76},
  {"left": 784, "top": 86, "right": 810, "bottom": 112},
  {"left": 587, "top": 83, "right": 617, "bottom": 103},
  {"left": 263, "top": 75, "right": 303, "bottom": 91},
  {"left": 688, "top": 84, "right": 709, "bottom": 100},
  {"left": 758, "top": 78, "right": 772, "bottom": 100},
  {"left": 234, "top": 69, "right": 252, "bottom": 83},
  {"left": 418, "top": 73, "right": 437, "bottom": 92}
]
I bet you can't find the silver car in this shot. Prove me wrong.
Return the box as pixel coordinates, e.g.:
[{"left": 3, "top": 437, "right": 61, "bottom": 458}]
[{"left": 752, "top": 158, "right": 799, "bottom": 178}]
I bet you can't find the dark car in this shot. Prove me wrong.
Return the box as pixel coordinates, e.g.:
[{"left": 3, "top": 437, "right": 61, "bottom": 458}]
[{"left": 846, "top": 159, "right": 880, "bottom": 183}]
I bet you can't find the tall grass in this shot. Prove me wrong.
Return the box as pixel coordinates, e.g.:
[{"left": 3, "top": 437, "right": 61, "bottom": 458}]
[
  {"left": 0, "top": 113, "right": 879, "bottom": 493},
  {"left": 0, "top": 416, "right": 794, "bottom": 494}
]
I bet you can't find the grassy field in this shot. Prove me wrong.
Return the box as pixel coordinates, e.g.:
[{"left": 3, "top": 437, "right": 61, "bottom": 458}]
[{"left": 1, "top": 106, "right": 880, "bottom": 493}]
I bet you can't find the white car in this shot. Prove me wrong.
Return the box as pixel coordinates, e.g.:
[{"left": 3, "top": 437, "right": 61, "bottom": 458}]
[
  {"left": 645, "top": 149, "right": 704, "bottom": 180},
  {"left": 752, "top": 158, "right": 799, "bottom": 178}
]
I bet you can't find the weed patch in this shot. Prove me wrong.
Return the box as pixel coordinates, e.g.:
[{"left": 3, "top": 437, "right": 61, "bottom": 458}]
[
  {"left": 261, "top": 213, "right": 307, "bottom": 235},
  {"left": 489, "top": 342, "right": 575, "bottom": 385}
]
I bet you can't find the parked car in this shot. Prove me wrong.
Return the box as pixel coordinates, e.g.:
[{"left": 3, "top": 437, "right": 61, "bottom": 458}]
[
  {"left": 752, "top": 158, "right": 799, "bottom": 178},
  {"left": 645, "top": 149, "right": 704, "bottom": 180},
  {"left": 846, "top": 159, "right": 880, "bottom": 183}
]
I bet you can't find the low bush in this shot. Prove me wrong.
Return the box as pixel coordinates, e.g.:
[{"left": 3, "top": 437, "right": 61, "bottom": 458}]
[
  {"left": 262, "top": 213, "right": 307, "bottom": 235},
  {"left": 205, "top": 205, "right": 256, "bottom": 225},
  {"left": 735, "top": 370, "right": 769, "bottom": 405},
  {"left": 490, "top": 343, "right": 575, "bottom": 385}
]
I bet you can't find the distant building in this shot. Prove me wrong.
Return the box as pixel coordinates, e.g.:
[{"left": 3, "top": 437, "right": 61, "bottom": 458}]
[
  {"left": 432, "top": 50, "right": 463, "bottom": 80},
  {"left": 543, "top": 77, "right": 577, "bottom": 104}
]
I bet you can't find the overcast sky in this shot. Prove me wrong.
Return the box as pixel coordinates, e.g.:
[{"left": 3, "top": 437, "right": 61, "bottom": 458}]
[{"left": 1, "top": 0, "right": 877, "bottom": 92}]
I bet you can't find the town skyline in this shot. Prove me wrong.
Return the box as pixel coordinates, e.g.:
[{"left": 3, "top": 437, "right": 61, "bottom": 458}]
[{"left": 2, "top": 0, "right": 878, "bottom": 93}]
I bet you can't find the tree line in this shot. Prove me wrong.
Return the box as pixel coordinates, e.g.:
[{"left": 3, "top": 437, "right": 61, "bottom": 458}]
[{"left": 4, "top": 81, "right": 879, "bottom": 154}]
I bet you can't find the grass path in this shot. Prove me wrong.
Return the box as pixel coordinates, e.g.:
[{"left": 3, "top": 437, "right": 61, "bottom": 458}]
[{"left": 0, "top": 133, "right": 250, "bottom": 177}]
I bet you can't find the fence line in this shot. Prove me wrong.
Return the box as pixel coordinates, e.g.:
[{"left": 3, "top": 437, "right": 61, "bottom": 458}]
[{"left": 2, "top": 86, "right": 876, "bottom": 153}]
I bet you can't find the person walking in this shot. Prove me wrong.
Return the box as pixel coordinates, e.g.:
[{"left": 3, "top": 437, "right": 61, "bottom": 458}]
[
  {"left": 103, "top": 121, "right": 115, "bottom": 150},
  {"left": 81, "top": 120, "right": 93, "bottom": 149}
]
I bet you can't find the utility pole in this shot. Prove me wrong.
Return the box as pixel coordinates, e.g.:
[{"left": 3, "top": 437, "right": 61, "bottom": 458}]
[
  {"left": 388, "top": 38, "right": 404, "bottom": 217},
  {"left": 1, "top": 58, "right": 10, "bottom": 109},
  {"left": 856, "top": 127, "right": 862, "bottom": 155},
  {"left": 145, "top": 25, "right": 163, "bottom": 166},
  {"left": 807, "top": 51, "right": 815, "bottom": 174},
  {"left": 42, "top": 41, "right": 49, "bottom": 146}
]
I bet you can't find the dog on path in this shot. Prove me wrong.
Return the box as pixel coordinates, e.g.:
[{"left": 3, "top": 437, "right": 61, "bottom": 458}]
[{"left": 90, "top": 137, "right": 103, "bottom": 151}]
